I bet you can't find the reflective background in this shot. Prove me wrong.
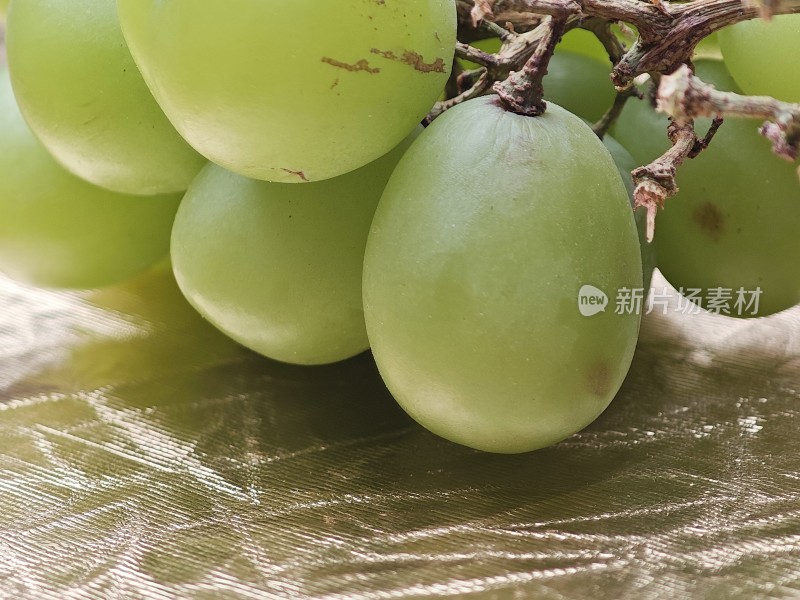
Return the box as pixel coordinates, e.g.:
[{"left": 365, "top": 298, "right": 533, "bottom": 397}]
[
  {"left": 1, "top": 263, "right": 799, "bottom": 599},
  {"left": 1, "top": 21, "right": 799, "bottom": 597}
]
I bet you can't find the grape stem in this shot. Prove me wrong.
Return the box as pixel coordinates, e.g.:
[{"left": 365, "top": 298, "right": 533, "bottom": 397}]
[
  {"left": 632, "top": 117, "right": 724, "bottom": 242},
  {"left": 592, "top": 87, "right": 640, "bottom": 139},
  {"left": 436, "top": 0, "right": 800, "bottom": 123},
  {"left": 631, "top": 122, "right": 698, "bottom": 243},
  {"left": 437, "top": 0, "right": 800, "bottom": 120},
  {"left": 658, "top": 65, "right": 800, "bottom": 162},
  {"left": 455, "top": 42, "right": 502, "bottom": 68},
  {"left": 493, "top": 17, "right": 569, "bottom": 115},
  {"left": 631, "top": 64, "right": 800, "bottom": 241},
  {"left": 425, "top": 70, "right": 493, "bottom": 124}
]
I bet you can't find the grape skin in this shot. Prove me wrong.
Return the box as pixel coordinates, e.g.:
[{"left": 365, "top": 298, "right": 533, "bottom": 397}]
[
  {"left": 557, "top": 29, "right": 610, "bottom": 63},
  {"left": 363, "top": 96, "right": 642, "bottom": 454},
  {"left": 720, "top": 15, "right": 800, "bottom": 103},
  {"left": 117, "top": 0, "right": 456, "bottom": 183},
  {"left": 171, "top": 131, "right": 420, "bottom": 366},
  {"left": 544, "top": 52, "right": 616, "bottom": 122},
  {"left": 0, "top": 68, "right": 181, "bottom": 289},
  {"left": 6, "top": 0, "right": 206, "bottom": 195}
]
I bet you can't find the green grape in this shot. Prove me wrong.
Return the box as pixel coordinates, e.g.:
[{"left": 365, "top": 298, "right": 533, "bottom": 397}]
[
  {"left": 473, "top": 37, "right": 500, "bottom": 54},
  {"left": 720, "top": 15, "right": 800, "bottom": 102},
  {"left": 117, "top": 0, "right": 455, "bottom": 183},
  {"left": 614, "top": 60, "right": 800, "bottom": 316},
  {"left": 602, "top": 132, "right": 657, "bottom": 293},
  {"left": 558, "top": 28, "right": 608, "bottom": 63},
  {"left": 362, "top": 97, "right": 642, "bottom": 454},
  {"left": 171, "top": 130, "right": 420, "bottom": 366},
  {"left": 6, "top": 0, "right": 205, "bottom": 196},
  {"left": 0, "top": 0, "right": 9, "bottom": 20},
  {"left": 544, "top": 51, "right": 615, "bottom": 122},
  {"left": 0, "top": 68, "right": 181, "bottom": 289},
  {"left": 655, "top": 61, "right": 800, "bottom": 316}
]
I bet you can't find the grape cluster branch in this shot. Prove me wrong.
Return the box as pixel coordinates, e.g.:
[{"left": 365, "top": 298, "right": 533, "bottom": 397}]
[
  {"left": 440, "top": 0, "right": 800, "bottom": 122},
  {"left": 659, "top": 64, "right": 800, "bottom": 162},
  {"left": 493, "top": 18, "right": 569, "bottom": 115},
  {"left": 433, "top": 0, "right": 800, "bottom": 239},
  {"left": 632, "top": 118, "right": 723, "bottom": 242},
  {"left": 630, "top": 64, "right": 800, "bottom": 241},
  {"left": 463, "top": 0, "right": 800, "bottom": 88}
]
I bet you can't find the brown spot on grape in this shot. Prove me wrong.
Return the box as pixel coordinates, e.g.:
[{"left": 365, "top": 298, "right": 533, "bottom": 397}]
[
  {"left": 321, "top": 57, "right": 380, "bottom": 74},
  {"left": 586, "top": 361, "right": 613, "bottom": 398},
  {"left": 692, "top": 201, "right": 725, "bottom": 241},
  {"left": 370, "top": 48, "right": 446, "bottom": 73},
  {"left": 281, "top": 168, "right": 309, "bottom": 182}
]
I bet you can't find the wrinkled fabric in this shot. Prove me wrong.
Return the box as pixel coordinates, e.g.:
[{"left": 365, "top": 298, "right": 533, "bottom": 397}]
[{"left": 1, "top": 264, "right": 799, "bottom": 600}]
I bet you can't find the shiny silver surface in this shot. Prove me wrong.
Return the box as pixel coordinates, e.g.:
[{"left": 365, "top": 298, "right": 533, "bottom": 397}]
[{"left": 1, "top": 265, "right": 799, "bottom": 599}]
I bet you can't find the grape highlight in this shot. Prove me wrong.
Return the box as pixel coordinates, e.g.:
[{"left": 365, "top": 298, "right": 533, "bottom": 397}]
[
  {"left": 116, "top": 0, "right": 456, "bottom": 183},
  {"left": 6, "top": 0, "right": 206, "bottom": 195},
  {"left": 0, "top": 68, "right": 181, "bottom": 289}
]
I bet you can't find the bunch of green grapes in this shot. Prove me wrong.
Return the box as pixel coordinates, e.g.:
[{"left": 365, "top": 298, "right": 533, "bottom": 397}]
[{"left": 1, "top": 1, "right": 797, "bottom": 453}]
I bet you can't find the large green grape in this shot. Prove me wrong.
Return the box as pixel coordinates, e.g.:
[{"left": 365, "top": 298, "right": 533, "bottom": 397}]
[
  {"left": 0, "top": 68, "right": 181, "bottom": 289},
  {"left": 720, "top": 15, "right": 800, "bottom": 102},
  {"left": 0, "top": 0, "right": 9, "bottom": 20},
  {"left": 363, "top": 96, "right": 642, "bottom": 454},
  {"left": 656, "top": 62, "right": 800, "bottom": 316},
  {"left": 117, "top": 0, "right": 455, "bottom": 183},
  {"left": 6, "top": 0, "right": 205, "bottom": 196},
  {"left": 171, "top": 131, "right": 419, "bottom": 366},
  {"left": 615, "top": 60, "right": 800, "bottom": 316}
]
